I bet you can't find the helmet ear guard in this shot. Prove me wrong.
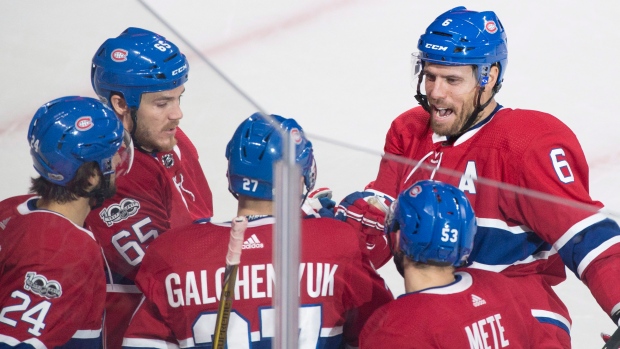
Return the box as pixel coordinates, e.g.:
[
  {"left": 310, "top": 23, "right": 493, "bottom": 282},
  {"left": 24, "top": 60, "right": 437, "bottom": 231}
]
[
  {"left": 384, "top": 180, "right": 477, "bottom": 267},
  {"left": 225, "top": 113, "right": 315, "bottom": 200}
]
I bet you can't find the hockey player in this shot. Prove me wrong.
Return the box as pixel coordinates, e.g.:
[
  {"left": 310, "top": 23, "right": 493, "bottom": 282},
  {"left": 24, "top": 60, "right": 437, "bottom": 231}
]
[
  {"left": 121, "top": 112, "right": 393, "bottom": 348},
  {"left": 359, "top": 180, "right": 561, "bottom": 348},
  {"left": 86, "top": 27, "right": 214, "bottom": 349},
  {"left": 0, "top": 96, "right": 132, "bottom": 348},
  {"left": 335, "top": 6, "right": 620, "bottom": 347}
]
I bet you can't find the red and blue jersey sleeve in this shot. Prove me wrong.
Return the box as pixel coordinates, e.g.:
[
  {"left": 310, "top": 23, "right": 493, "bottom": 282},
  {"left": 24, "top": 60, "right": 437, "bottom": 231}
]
[{"left": 498, "top": 111, "right": 620, "bottom": 317}]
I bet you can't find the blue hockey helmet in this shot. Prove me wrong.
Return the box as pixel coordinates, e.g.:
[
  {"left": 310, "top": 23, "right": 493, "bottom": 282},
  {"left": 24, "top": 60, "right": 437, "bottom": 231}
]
[
  {"left": 28, "top": 96, "right": 133, "bottom": 186},
  {"left": 91, "top": 27, "right": 189, "bottom": 109},
  {"left": 385, "top": 180, "right": 477, "bottom": 267},
  {"left": 415, "top": 6, "right": 508, "bottom": 89},
  {"left": 226, "top": 113, "right": 316, "bottom": 200}
]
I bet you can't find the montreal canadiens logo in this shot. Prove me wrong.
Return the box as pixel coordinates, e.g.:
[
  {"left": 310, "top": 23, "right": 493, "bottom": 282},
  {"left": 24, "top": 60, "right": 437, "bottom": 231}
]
[
  {"left": 409, "top": 185, "right": 422, "bottom": 197},
  {"left": 75, "top": 116, "right": 94, "bottom": 131},
  {"left": 111, "top": 48, "right": 128, "bottom": 62},
  {"left": 290, "top": 128, "right": 302, "bottom": 144},
  {"left": 485, "top": 20, "right": 498, "bottom": 34}
]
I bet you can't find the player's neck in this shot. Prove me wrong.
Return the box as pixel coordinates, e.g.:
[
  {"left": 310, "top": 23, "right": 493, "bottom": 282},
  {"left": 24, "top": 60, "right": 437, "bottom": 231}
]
[
  {"left": 37, "top": 197, "right": 92, "bottom": 227},
  {"left": 464, "top": 98, "right": 497, "bottom": 133},
  {"left": 237, "top": 196, "right": 273, "bottom": 216},
  {"left": 404, "top": 265, "right": 456, "bottom": 293},
  {"left": 476, "top": 99, "right": 498, "bottom": 123}
]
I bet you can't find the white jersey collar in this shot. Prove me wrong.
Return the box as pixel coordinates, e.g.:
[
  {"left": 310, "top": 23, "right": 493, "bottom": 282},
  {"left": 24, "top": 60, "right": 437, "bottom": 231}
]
[
  {"left": 16, "top": 196, "right": 96, "bottom": 241},
  {"left": 399, "top": 271, "right": 473, "bottom": 296}
]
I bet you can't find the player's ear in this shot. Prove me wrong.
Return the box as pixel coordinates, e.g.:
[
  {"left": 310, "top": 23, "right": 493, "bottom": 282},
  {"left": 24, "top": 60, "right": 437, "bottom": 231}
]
[
  {"left": 86, "top": 166, "right": 101, "bottom": 192},
  {"left": 110, "top": 95, "right": 132, "bottom": 129},
  {"left": 485, "top": 65, "right": 500, "bottom": 92},
  {"left": 110, "top": 94, "right": 127, "bottom": 114}
]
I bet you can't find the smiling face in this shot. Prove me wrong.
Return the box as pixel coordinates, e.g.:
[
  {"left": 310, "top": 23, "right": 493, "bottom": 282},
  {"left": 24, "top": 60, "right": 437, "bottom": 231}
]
[
  {"left": 423, "top": 63, "right": 479, "bottom": 137},
  {"left": 132, "top": 84, "right": 185, "bottom": 152}
]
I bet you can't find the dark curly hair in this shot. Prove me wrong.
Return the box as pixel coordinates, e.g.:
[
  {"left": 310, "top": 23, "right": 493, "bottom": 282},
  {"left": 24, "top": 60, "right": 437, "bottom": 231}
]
[{"left": 29, "top": 162, "right": 100, "bottom": 203}]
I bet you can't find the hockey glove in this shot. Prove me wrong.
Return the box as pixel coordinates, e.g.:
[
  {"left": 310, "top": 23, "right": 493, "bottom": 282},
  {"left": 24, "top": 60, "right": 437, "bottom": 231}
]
[
  {"left": 302, "top": 187, "right": 337, "bottom": 219},
  {"left": 335, "top": 190, "right": 393, "bottom": 235},
  {"left": 335, "top": 190, "right": 395, "bottom": 268}
]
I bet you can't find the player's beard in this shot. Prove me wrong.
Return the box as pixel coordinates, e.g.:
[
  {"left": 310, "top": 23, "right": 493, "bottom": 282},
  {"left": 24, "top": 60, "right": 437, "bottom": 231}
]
[
  {"left": 393, "top": 252, "right": 405, "bottom": 278},
  {"left": 430, "top": 102, "right": 477, "bottom": 137},
  {"left": 134, "top": 122, "right": 179, "bottom": 152},
  {"left": 88, "top": 176, "right": 117, "bottom": 209}
]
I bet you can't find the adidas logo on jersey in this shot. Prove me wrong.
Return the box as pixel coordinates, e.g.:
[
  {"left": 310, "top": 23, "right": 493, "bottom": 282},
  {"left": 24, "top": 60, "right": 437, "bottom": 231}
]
[
  {"left": 472, "top": 294, "right": 486, "bottom": 307},
  {"left": 0, "top": 217, "right": 10, "bottom": 230},
  {"left": 243, "top": 234, "right": 264, "bottom": 249}
]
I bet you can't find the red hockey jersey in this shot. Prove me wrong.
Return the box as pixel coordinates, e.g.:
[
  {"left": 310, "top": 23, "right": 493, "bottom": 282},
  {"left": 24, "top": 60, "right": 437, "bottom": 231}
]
[
  {"left": 87, "top": 128, "right": 213, "bottom": 280},
  {"left": 367, "top": 105, "right": 620, "bottom": 339},
  {"left": 0, "top": 195, "right": 105, "bottom": 348},
  {"left": 360, "top": 269, "right": 562, "bottom": 348},
  {"left": 122, "top": 217, "right": 393, "bottom": 348},
  {"left": 85, "top": 128, "right": 214, "bottom": 349}
]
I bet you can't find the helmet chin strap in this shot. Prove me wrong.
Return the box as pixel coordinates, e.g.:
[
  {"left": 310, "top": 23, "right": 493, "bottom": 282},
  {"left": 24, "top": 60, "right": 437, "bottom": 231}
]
[
  {"left": 414, "top": 73, "right": 430, "bottom": 113},
  {"left": 129, "top": 108, "right": 160, "bottom": 154},
  {"left": 129, "top": 109, "right": 145, "bottom": 152},
  {"left": 300, "top": 189, "right": 310, "bottom": 208},
  {"left": 450, "top": 86, "right": 497, "bottom": 142}
]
